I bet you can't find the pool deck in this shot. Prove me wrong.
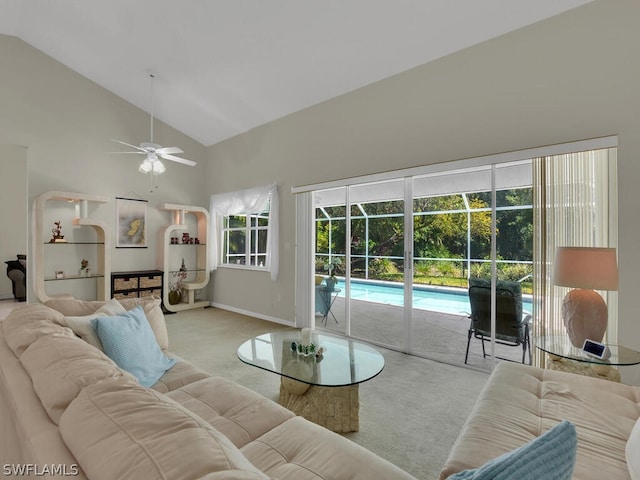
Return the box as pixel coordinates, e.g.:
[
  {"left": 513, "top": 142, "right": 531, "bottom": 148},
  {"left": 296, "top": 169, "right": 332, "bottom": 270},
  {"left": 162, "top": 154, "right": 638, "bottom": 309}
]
[{"left": 317, "top": 297, "right": 531, "bottom": 371}]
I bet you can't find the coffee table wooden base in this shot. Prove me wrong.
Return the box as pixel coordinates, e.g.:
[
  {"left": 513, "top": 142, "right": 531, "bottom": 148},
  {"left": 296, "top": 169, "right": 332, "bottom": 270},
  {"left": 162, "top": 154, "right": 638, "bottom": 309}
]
[{"left": 279, "top": 379, "right": 359, "bottom": 432}]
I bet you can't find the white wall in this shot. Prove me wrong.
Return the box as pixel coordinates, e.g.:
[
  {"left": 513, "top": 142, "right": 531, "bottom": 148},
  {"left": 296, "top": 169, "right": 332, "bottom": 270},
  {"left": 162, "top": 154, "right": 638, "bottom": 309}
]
[
  {"left": 0, "top": 35, "right": 209, "bottom": 301},
  {"left": 205, "top": 0, "right": 640, "bottom": 372},
  {"left": 0, "top": 145, "right": 27, "bottom": 299}
]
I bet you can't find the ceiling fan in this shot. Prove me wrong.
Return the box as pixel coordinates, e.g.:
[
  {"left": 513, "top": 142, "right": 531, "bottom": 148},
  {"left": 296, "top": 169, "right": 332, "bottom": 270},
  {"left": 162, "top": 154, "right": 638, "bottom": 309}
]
[{"left": 112, "top": 74, "right": 196, "bottom": 175}]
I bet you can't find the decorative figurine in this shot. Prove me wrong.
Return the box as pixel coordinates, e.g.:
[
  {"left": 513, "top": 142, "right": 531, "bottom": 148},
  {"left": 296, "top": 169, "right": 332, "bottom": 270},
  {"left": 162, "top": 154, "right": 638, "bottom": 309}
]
[
  {"left": 50, "top": 221, "right": 65, "bottom": 242},
  {"left": 79, "top": 259, "right": 89, "bottom": 276}
]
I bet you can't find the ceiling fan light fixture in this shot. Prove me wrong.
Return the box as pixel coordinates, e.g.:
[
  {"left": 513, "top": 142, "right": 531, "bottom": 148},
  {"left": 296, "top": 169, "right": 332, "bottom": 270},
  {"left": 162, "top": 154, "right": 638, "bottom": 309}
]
[
  {"left": 138, "top": 158, "right": 153, "bottom": 174},
  {"left": 152, "top": 159, "right": 166, "bottom": 175}
]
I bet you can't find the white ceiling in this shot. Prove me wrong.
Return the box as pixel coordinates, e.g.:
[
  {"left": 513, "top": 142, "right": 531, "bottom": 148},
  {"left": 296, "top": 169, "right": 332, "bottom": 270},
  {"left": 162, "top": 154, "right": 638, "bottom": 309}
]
[{"left": 0, "top": 0, "right": 592, "bottom": 147}]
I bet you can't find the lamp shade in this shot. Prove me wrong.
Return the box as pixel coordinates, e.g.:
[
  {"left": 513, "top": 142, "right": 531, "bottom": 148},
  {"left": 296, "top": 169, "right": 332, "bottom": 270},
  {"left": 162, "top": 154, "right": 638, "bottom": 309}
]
[{"left": 553, "top": 247, "right": 618, "bottom": 291}]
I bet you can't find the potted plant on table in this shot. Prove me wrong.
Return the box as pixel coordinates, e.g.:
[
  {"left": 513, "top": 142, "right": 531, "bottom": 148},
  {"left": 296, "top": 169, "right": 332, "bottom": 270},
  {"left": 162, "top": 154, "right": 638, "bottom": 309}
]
[{"left": 323, "top": 257, "right": 342, "bottom": 291}]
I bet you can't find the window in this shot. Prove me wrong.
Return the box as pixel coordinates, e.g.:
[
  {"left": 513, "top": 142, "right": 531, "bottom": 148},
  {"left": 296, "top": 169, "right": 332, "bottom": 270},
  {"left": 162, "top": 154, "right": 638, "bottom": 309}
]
[
  {"left": 221, "top": 207, "right": 270, "bottom": 267},
  {"left": 210, "top": 184, "right": 279, "bottom": 280}
]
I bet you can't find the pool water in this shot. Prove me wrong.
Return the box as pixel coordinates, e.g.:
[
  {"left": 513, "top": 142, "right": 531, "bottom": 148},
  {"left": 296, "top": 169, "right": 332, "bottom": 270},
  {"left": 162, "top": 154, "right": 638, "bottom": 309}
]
[{"left": 335, "top": 279, "right": 533, "bottom": 316}]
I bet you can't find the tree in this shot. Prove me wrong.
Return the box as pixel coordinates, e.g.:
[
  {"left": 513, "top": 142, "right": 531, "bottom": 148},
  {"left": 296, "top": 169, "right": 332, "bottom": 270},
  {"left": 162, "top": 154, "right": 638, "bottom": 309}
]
[{"left": 315, "top": 187, "right": 532, "bottom": 279}]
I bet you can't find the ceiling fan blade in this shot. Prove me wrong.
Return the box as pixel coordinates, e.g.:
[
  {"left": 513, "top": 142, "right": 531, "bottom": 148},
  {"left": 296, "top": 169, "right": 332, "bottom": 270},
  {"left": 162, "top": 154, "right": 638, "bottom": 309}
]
[
  {"left": 107, "top": 151, "right": 146, "bottom": 155},
  {"left": 111, "top": 139, "right": 146, "bottom": 152},
  {"left": 156, "top": 146, "right": 183, "bottom": 155},
  {"left": 160, "top": 153, "right": 197, "bottom": 166}
]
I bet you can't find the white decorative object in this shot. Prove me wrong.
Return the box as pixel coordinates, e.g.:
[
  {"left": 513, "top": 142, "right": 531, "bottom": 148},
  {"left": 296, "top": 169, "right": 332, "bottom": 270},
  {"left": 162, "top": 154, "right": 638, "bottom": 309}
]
[{"left": 561, "top": 290, "right": 607, "bottom": 346}]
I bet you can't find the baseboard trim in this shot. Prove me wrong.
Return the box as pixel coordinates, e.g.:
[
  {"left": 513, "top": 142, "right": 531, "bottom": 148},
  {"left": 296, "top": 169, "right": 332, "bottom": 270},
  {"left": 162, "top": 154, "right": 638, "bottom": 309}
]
[{"left": 209, "top": 302, "right": 295, "bottom": 327}]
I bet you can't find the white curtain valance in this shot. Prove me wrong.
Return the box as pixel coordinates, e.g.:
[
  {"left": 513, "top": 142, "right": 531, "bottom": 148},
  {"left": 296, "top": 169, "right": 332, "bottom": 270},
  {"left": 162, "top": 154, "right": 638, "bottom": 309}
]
[
  {"left": 210, "top": 183, "right": 274, "bottom": 216},
  {"left": 210, "top": 183, "right": 279, "bottom": 281}
]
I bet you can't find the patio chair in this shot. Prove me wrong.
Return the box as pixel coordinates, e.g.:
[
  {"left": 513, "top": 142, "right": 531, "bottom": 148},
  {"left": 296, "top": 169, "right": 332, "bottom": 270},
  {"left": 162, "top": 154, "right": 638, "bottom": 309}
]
[{"left": 464, "top": 278, "right": 531, "bottom": 365}]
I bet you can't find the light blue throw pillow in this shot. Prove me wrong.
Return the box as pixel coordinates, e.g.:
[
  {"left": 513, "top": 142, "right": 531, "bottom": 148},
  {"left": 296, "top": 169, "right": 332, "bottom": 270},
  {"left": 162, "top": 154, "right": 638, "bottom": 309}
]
[
  {"left": 449, "top": 420, "right": 577, "bottom": 480},
  {"left": 92, "top": 306, "right": 176, "bottom": 388}
]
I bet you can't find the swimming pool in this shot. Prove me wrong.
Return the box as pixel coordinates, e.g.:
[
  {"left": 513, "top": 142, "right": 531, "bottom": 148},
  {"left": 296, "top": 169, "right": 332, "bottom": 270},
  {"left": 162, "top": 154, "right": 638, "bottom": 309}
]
[{"left": 334, "top": 279, "right": 533, "bottom": 316}]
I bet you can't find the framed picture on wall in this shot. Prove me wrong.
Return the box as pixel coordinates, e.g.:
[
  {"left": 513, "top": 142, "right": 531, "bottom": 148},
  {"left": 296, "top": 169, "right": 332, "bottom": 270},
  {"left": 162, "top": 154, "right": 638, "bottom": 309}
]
[{"left": 116, "top": 197, "right": 148, "bottom": 248}]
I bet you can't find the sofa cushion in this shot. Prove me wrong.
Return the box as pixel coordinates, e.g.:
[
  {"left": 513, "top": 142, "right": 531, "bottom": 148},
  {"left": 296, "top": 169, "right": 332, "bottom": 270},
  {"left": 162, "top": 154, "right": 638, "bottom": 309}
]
[
  {"left": 117, "top": 297, "right": 168, "bottom": 349},
  {"left": 19, "top": 333, "right": 135, "bottom": 424},
  {"left": 628, "top": 417, "right": 640, "bottom": 480},
  {"left": 0, "top": 327, "right": 85, "bottom": 473},
  {"left": 150, "top": 353, "right": 210, "bottom": 393},
  {"left": 92, "top": 306, "right": 175, "bottom": 388},
  {"left": 242, "top": 416, "right": 417, "bottom": 480},
  {"left": 46, "top": 296, "right": 169, "bottom": 349},
  {"left": 166, "top": 376, "right": 295, "bottom": 448},
  {"left": 440, "top": 362, "right": 640, "bottom": 480},
  {"left": 198, "top": 473, "right": 270, "bottom": 480},
  {"left": 59, "top": 377, "right": 268, "bottom": 480},
  {"left": 2, "top": 304, "right": 72, "bottom": 357},
  {"left": 448, "top": 420, "right": 576, "bottom": 480},
  {"left": 62, "top": 298, "right": 127, "bottom": 350}
]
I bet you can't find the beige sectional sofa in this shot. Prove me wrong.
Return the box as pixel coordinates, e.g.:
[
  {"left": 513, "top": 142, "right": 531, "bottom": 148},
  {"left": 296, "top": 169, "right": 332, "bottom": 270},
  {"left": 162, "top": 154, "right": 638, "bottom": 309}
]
[
  {"left": 0, "top": 300, "right": 417, "bottom": 480},
  {"left": 440, "top": 361, "right": 640, "bottom": 480}
]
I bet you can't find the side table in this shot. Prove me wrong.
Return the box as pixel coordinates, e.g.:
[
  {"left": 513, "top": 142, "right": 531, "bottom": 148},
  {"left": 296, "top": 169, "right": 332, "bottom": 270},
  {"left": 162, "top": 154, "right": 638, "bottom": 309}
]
[
  {"left": 545, "top": 357, "right": 621, "bottom": 382},
  {"left": 315, "top": 286, "right": 340, "bottom": 325},
  {"left": 536, "top": 335, "right": 640, "bottom": 383}
]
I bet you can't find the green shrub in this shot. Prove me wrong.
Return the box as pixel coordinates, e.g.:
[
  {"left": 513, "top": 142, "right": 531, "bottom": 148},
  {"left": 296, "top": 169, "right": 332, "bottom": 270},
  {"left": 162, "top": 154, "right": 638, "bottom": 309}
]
[
  {"left": 499, "top": 263, "right": 532, "bottom": 282},
  {"left": 369, "top": 258, "right": 399, "bottom": 276}
]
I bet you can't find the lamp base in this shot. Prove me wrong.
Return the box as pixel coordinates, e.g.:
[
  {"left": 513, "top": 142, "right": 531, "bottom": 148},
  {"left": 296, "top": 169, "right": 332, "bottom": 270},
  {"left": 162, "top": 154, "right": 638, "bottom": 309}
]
[{"left": 562, "top": 289, "right": 608, "bottom": 347}]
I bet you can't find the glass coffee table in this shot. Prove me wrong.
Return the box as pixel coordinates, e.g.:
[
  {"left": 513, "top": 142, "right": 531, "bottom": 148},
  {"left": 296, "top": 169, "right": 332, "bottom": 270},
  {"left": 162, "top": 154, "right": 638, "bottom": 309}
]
[
  {"left": 536, "top": 335, "right": 640, "bottom": 382},
  {"left": 237, "top": 330, "right": 385, "bottom": 432}
]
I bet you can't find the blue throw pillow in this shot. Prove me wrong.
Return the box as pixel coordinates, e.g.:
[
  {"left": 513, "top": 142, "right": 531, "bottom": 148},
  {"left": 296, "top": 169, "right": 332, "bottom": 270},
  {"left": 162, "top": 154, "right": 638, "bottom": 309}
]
[
  {"left": 449, "top": 420, "right": 577, "bottom": 480},
  {"left": 92, "top": 306, "right": 176, "bottom": 388}
]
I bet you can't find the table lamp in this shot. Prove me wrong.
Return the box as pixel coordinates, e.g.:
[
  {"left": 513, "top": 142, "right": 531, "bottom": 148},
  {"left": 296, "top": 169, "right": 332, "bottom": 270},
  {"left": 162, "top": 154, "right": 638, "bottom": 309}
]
[{"left": 553, "top": 247, "right": 618, "bottom": 347}]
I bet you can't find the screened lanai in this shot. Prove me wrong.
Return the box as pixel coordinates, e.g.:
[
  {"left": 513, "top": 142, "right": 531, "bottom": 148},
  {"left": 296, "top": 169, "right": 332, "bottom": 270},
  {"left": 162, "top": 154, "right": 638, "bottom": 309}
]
[{"left": 313, "top": 161, "right": 534, "bottom": 370}]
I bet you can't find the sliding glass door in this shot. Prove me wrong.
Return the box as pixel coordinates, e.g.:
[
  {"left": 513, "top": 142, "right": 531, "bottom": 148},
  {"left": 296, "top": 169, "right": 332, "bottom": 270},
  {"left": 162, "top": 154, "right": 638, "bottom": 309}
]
[
  {"left": 314, "top": 187, "right": 347, "bottom": 335},
  {"left": 409, "top": 166, "right": 495, "bottom": 365},
  {"left": 302, "top": 139, "right": 617, "bottom": 373},
  {"left": 348, "top": 179, "right": 407, "bottom": 349},
  {"left": 312, "top": 161, "right": 536, "bottom": 372}
]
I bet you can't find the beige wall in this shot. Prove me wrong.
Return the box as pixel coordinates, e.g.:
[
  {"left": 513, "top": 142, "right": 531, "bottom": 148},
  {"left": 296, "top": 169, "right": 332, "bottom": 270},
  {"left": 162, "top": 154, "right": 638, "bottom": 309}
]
[
  {"left": 205, "top": 0, "right": 640, "bottom": 360},
  {"left": 2, "top": 1, "right": 639, "bottom": 379},
  {"left": 0, "top": 145, "right": 27, "bottom": 299},
  {"left": 0, "top": 35, "right": 209, "bottom": 301}
]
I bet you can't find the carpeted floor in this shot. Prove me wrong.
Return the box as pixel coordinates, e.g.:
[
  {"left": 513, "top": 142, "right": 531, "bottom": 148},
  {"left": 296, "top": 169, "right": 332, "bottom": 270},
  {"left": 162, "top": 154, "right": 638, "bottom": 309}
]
[
  {"left": 166, "top": 306, "right": 489, "bottom": 480},
  {"left": 0, "top": 299, "right": 22, "bottom": 319}
]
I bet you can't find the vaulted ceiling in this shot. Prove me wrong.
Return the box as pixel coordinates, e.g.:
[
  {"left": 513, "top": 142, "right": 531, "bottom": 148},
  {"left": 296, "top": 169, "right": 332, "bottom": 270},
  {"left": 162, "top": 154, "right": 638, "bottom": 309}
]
[{"left": 0, "top": 0, "right": 593, "bottom": 146}]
